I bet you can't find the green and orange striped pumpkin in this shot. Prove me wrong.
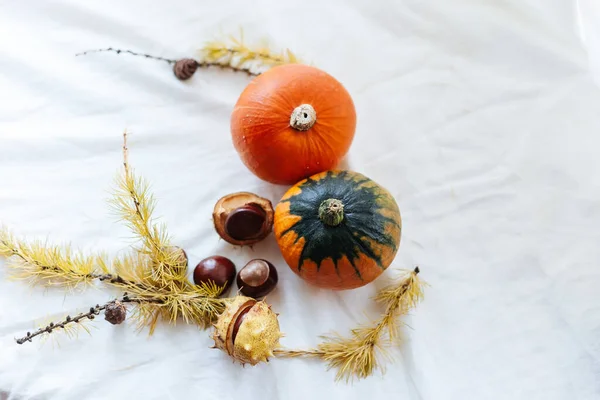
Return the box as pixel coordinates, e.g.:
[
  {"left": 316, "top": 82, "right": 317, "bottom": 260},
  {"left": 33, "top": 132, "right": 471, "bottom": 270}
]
[{"left": 273, "top": 170, "right": 402, "bottom": 290}]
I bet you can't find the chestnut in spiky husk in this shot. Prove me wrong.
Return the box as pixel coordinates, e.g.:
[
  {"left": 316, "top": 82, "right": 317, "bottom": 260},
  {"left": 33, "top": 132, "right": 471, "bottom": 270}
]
[
  {"left": 212, "top": 295, "right": 282, "bottom": 366},
  {"left": 212, "top": 192, "right": 274, "bottom": 246}
]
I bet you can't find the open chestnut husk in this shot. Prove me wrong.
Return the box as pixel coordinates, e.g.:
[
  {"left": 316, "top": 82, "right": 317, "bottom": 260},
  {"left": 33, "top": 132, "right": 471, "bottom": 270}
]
[
  {"left": 193, "top": 255, "right": 236, "bottom": 295},
  {"left": 236, "top": 259, "right": 278, "bottom": 299},
  {"left": 211, "top": 295, "right": 282, "bottom": 366},
  {"left": 213, "top": 192, "right": 274, "bottom": 246}
]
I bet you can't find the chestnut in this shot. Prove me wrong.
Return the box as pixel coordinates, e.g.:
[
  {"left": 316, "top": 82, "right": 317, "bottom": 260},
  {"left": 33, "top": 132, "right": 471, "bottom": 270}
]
[
  {"left": 213, "top": 192, "right": 274, "bottom": 246},
  {"left": 193, "top": 256, "right": 236, "bottom": 295},
  {"left": 236, "top": 259, "right": 278, "bottom": 299}
]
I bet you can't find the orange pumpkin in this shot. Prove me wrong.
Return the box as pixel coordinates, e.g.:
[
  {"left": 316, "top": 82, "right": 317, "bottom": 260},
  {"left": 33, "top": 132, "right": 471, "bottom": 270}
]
[
  {"left": 273, "top": 170, "right": 402, "bottom": 290},
  {"left": 230, "top": 64, "right": 356, "bottom": 185}
]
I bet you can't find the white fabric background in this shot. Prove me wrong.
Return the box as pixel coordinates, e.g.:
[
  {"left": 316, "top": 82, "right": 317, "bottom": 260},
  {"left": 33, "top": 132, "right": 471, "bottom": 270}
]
[{"left": 1, "top": 1, "right": 599, "bottom": 399}]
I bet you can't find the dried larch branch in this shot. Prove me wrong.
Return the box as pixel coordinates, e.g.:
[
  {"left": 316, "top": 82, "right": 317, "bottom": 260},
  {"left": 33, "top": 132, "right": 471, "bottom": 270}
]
[{"left": 275, "top": 267, "right": 426, "bottom": 382}]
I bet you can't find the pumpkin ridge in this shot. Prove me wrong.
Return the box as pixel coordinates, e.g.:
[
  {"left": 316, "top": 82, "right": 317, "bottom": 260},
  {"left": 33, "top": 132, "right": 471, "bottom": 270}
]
[
  {"left": 305, "top": 128, "right": 339, "bottom": 159},
  {"left": 345, "top": 210, "right": 400, "bottom": 250},
  {"left": 340, "top": 224, "right": 365, "bottom": 278},
  {"left": 346, "top": 227, "right": 382, "bottom": 269},
  {"left": 351, "top": 177, "right": 371, "bottom": 186},
  {"left": 297, "top": 221, "right": 359, "bottom": 274},
  {"left": 379, "top": 215, "right": 402, "bottom": 230},
  {"left": 276, "top": 198, "right": 319, "bottom": 245},
  {"left": 297, "top": 242, "right": 310, "bottom": 273},
  {"left": 242, "top": 119, "right": 288, "bottom": 128}
]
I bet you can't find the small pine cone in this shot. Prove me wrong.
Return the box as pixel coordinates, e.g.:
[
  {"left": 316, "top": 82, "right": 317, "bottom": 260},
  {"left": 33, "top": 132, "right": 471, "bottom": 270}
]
[
  {"left": 173, "top": 58, "right": 198, "bottom": 80},
  {"left": 104, "top": 301, "right": 127, "bottom": 325}
]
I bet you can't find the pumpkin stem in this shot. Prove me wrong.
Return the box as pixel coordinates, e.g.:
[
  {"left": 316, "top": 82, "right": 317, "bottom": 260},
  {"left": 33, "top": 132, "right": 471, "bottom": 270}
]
[
  {"left": 318, "top": 199, "right": 344, "bottom": 226},
  {"left": 290, "top": 104, "right": 316, "bottom": 131}
]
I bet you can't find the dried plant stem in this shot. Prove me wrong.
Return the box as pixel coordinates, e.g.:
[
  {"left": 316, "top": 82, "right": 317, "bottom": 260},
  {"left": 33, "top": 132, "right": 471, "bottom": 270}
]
[
  {"left": 113, "top": 131, "right": 188, "bottom": 286},
  {"left": 1, "top": 230, "right": 116, "bottom": 288},
  {"left": 2, "top": 239, "right": 92, "bottom": 279},
  {"left": 276, "top": 267, "right": 425, "bottom": 382},
  {"left": 75, "top": 47, "right": 259, "bottom": 76},
  {"left": 15, "top": 295, "right": 139, "bottom": 345},
  {"left": 76, "top": 48, "right": 177, "bottom": 64},
  {"left": 196, "top": 60, "right": 258, "bottom": 76},
  {"left": 273, "top": 349, "right": 325, "bottom": 358},
  {"left": 121, "top": 131, "right": 156, "bottom": 251},
  {"left": 375, "top": 266, "right": 422, "bottom": 340},
  {"left": 2, "top": 130, "right": 227, "bottom": 343},
  {"left": 113, "top": 277, "right": 228, "bottom": 332},
  {"left": 76, "top": 32, "right": 301, "bottom": 77},
  {"left": 0, "top": 230, "right": 146, "bottom": 291},
  {"left": 1, "top": 229, "right": 226, "bottom": 334}
]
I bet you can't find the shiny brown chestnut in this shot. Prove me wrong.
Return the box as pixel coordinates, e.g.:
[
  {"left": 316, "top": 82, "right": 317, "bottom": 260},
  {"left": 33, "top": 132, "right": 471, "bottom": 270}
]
[
  {"left": 236, "top": 259, "right": 278, "bottom": 299},
  {"left": 213, "top": 192, "right": 274, "bottom": 246},
  {"left": 193, "top": 256, "right": 236, "bottom": 295},
  {"left": 225, "top": 205, "right": 267, "bottom": 241}
]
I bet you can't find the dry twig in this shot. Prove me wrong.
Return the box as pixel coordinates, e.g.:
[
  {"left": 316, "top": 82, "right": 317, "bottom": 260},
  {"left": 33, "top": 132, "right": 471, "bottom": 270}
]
[
  {"left": 275, "top": 267, "right": 426, "bottom": 382},
  {"left": 75, "top": 31, "right": 301, "bottom": 77},
  {"left": 15, "top": 295, "right": 138, "bottom": 345}
]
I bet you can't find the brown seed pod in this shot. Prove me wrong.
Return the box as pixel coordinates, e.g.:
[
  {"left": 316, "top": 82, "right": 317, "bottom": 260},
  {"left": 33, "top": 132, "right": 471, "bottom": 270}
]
[
  {"left": 212, "top": 192, "right": 274, "bottom": 246},
  {"left": 104, "top": 301, "right": 127, "bottom": 325},
  {"left": 173, "top": 58, "right": 198, "bottom": 80},
  {"left": 211, "top": 295, "right": 282, "bottom": 366}
]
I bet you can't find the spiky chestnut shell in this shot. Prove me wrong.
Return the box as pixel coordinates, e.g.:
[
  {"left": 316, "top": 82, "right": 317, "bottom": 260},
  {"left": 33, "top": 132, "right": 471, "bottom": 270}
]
[{"left": 211, "top": 295, "right": 282, "bottom": 366}]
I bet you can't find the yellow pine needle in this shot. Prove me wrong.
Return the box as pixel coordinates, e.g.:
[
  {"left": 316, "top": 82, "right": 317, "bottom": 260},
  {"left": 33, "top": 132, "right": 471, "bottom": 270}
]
[
  {"left": 107, "top": 250, "right": 227, "bottom": 333},
  {"left": 102, "top": 132, "right": 227, "bottom": 332},
  {"left": 123, "top": 283, "right": 228, "bottom": 334},
  {"left": 0, "top": 226, "right": 108, "bottom": 290},
  {"left": 105, "top": 131, "right": 229, "bottom": 332},
  {"left": 198, "top": 30, "right": 301, "bottom": 75},
  {"left": 374, "top": 266, "right": 426, "bottom": 341},
  {"left": 3, "top": 128, "right": 232, "bottom": 349},
  {"left": 4, "top": 130, "right": 227, "bottom": 341},
  {"left": 276, "top": 267, "right": 426, "bottom": 383},
  {"left": 108, "top": 131, "right": 187, "bottom": 288}
]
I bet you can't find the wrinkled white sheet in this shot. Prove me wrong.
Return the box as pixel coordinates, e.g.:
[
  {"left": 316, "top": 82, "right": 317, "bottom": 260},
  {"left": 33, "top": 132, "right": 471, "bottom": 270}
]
[{"left": 1, "top": 1, "right": 600, "bottom": 399}]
